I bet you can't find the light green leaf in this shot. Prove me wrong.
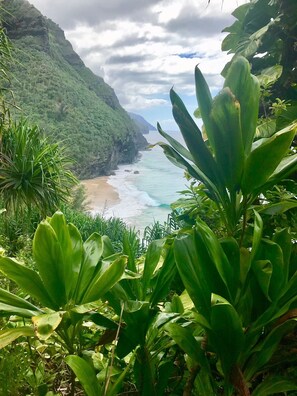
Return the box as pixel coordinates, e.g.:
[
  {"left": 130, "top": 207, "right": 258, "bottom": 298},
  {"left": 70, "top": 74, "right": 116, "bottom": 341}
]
[
  {"left": 257, "top": 65, "right": 283, "bottom": 87},
  {"left": 209, "top": 87, "right": 244, "bottom": 190},
  {"left": 48, "top": 213, "right": 83, "bottom": 301},
  {"left": 33, "top": 220, "right": 66, "bottom": 308},
  {"left": 32, "top": 311, "right": 65, "bottom": 341},
  {"left": 224, "top": 56, "right": 260, "bottom": 155},
  {"left": 194, "top": 65, "right": 214, "bottom": 149},
  {"left": 256, "top": 119, "right": 276, "bottom": 138},
  {"left": 259, "top": 201, "right": 297, "bottom": 216},
  {"left": 0, "top": 327, "right": 35, "bottom": 349}
]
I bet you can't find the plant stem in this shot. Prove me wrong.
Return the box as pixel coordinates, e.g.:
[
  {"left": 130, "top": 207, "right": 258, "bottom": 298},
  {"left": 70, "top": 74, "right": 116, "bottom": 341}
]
[
  {"left": 230, "top": 365, "right": 250, "bottom": 396},
  {"left": 239, "top": 197, "right": 248, "bottom": 247},
  {"left": 183, "top": 365, "right": 199, "bottom": 396}
]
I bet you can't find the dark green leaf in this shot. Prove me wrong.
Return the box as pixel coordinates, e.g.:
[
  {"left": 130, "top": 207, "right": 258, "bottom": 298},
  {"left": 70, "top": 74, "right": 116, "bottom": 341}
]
[{"left": 65, "top": 355, "right": 102, "bottom": 396}]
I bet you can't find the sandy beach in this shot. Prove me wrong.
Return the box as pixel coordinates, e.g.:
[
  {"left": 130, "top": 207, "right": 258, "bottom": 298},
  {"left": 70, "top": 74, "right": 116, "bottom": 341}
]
[{"left": 80, "top": 176, "right": 120, "bottom": 215}]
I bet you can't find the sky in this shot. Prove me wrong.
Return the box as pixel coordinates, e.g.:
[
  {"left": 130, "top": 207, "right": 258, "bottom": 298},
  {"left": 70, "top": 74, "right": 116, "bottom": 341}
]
[{"left": 28, "top": 0, "right": 248, "bottom": 130}]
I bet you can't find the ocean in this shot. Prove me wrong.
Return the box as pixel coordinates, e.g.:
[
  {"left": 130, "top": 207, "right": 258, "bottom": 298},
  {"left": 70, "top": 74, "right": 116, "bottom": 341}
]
[{"left": 104, "top": 130, "right": 187, "bottom": 232}]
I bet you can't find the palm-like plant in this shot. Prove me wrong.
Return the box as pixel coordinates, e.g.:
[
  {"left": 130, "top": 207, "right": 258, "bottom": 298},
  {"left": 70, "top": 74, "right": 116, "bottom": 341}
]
[{"left": 0, "top": 119, "right": 77, "bottom": 215}]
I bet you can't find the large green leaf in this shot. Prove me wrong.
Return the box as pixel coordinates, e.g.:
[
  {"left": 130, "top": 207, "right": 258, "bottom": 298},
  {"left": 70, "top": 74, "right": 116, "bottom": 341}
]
[
  {"left": 0, "top": 257, "right": 54, "bottom": 308},
  {"left": 0, "top": 327, "right": 35, "bottom": 349},
  {"left": 142, "top": 239, "right": 164, "bottom": 300},
  {"left": 194, "top": 65, "right": 214, "bottom": 149},
  {"left": 117, "top": 301, "right": 157, "bottom": 358},
  {"left": 209, "top": 87, "right": 244, "bottom": 190},
  {"left": 150, "top": 244, "right": 177, "bottom": 306},
  {"left": 245, "top": 318, "right": 297, "bottom": 381},
  {"left": 174, "top": 228, "right": 230, "bottom": 319},
  {"left": 242, "top": 124, "right": 296, "bottom": 194},
  {"left": 262, "top": 152, "right": 297, "bottom": 190},
  {"left": 81, "top": 256, "right": 127, "bottom": 303},
  {"left": 166, "top": 323, "right": 208, "bottom": 367},
  {"left": 0, "top": 288, "right": 41, "bottom": 317},
  {"left": 157, "top": 122, "right": 193, "bottom": 162},
  {"left": 224, "top": 56, "right": 260, "bottom": 155},
  {"left": 157, "top": 142, "right": 220, "bottom": 201},
  {"left": 257, "top": 65, "right": 283, "bottom": 87},
  {"left": 254, "top": 239, "right": 285, "bottom": 301},
  {"left": 170, "top": 89, "right": 219, "bottom": 185},
  {"left": 33, "top": 220, "right": 66, "bottom": 308},
  {"left": 195, "top": 221, "right": 235, "bottom": 300},
  {"left": 75, "top": 232, "right": 103, "bottom": 303},
  {"left": 48, "top": 212, "right": 83, "bottom": 300},
  {"left": 208, "top": 295, "right": 244, "bottom": 377},
  {"left": 65, "top": 355, "right": 102, "bottom": 396}
]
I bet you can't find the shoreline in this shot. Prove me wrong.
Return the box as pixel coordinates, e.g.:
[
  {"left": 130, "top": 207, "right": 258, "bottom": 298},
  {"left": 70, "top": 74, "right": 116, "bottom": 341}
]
[{"left": 80, "top": 176, "right": 120, "bottom": 215}]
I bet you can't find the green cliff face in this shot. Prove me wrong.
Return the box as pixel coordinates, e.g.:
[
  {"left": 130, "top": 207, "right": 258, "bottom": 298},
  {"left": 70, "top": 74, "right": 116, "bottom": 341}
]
[{"left": 1, "top": 0, "right": 147, "bottom": 178}]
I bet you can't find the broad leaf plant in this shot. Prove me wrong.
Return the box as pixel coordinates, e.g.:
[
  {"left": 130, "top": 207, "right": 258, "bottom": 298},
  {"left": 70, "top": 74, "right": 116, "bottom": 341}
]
[{"left": 157, "top": 56, "right": 297, "bottom": 395}]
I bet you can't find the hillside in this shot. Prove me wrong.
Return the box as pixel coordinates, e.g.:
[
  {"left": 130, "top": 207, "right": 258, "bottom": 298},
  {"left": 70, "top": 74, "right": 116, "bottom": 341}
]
[
  {"left": 128, "top": 112, "right": 157, "bottom": 134},
  {"left": 1, "top": 0, "right": 147, "bottom": 178}
]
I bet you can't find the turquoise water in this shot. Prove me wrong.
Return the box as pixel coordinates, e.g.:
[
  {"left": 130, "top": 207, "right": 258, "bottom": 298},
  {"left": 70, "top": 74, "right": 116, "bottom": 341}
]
[{"left": 105, "top": 130, "right": 186, "bottom": 231}]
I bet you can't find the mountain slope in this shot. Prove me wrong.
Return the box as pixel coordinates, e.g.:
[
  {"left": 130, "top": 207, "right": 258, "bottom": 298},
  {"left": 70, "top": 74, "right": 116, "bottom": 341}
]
[
  {"left": 128, "top": 112, "right": 157, "bottom": 134},
  {"left": 1, "top": 0, "right": 147, "bottom": 178}
]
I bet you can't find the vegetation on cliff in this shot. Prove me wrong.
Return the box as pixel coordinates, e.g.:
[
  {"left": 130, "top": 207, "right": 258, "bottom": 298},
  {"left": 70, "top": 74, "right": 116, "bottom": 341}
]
[{"left": 0, "top": 0, "right": 147, "bottom": 178}]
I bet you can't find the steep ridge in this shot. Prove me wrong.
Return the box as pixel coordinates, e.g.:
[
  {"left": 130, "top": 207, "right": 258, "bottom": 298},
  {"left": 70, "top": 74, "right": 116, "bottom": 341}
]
[{"left": 1, "top": 0, "right": 147, "bottom": 178}]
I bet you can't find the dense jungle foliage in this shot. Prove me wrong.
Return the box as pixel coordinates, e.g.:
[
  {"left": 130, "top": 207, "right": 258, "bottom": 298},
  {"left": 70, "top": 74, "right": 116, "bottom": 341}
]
[
  {"left": 0, "top": 0, "right": 297, "bottom": 395},
  {"left": 0, "top": 0, "right": 147, "bottom": 179}
]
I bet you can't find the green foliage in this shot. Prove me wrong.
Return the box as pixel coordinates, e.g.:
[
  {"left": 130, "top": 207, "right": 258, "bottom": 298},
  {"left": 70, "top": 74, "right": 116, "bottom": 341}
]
[
  {"left": 158, "top": 56, "right": 297, "bottom": 235},
  {"left": 222, "top": 0, "right": 297, "bottom": 124},
  {"left": 155, "top": 56, "right": 297, "bottom": 394}
]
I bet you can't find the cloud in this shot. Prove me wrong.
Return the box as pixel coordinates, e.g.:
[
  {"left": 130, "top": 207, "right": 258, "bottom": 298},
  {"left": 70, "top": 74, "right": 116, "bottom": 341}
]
[
  {"left": 28, "top": 0, "right": 248, "bottom": 126},
  {"left": 164, "top": 5, "right": 234, "bottom": 37},
  {"left": 28, "top": 0, "right": 163, "bottom": 29},
  {"left": 106, "top": 54, "right": 150, "bottom": 65}
]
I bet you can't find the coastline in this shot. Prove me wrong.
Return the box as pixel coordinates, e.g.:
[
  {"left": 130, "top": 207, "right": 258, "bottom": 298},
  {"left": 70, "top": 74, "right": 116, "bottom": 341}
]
[{"left": 80, "top": 176, "right": 120, "bottom": 215}]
